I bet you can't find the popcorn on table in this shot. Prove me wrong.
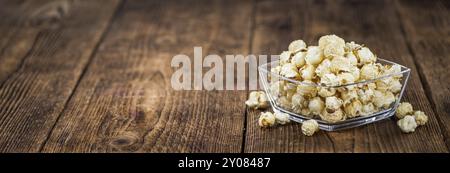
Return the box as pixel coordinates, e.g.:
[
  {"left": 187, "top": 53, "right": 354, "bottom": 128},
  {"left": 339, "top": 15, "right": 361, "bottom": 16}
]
[
  {"left": 245, "top": 91, "right": 269, "bottom": 110},
  {"left": 301, "top": 119, "right": 319, "bottom": 136}
]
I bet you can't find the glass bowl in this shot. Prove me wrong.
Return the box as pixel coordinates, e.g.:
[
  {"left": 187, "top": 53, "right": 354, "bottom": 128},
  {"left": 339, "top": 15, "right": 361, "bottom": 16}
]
[{"left": 259, "top": 59, "right": 411, "bottom": 131}]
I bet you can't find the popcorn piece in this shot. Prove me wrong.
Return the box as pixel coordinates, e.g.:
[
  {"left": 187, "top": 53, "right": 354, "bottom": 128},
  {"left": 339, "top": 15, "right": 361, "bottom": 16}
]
[
  {"left": 269, "top": 81, "right": 286, "bottom": 98},
  {"left": 301, "top": 119, "right": 319, "bottom": 136},
  {"left": 291, "top": 93, "right": 307, "bottom": 110},
  {"left": 395, "top": 102, "right": 413, "bottom": 120},
  {"left": 245, "top": 91, "right": 269, "bottom": 109},
  {"left": 345, "top": 41, "right": 362, "bottom": 52},
  {"left": 296, "top": 81, "right": 317, "bottom": 98},
  {"left": 274, "top": 111, "right": 291, "bottom": 125},
  {"left": 397, "top": 115, "right": 417, "bottom": 133},
  {"left": 381, "top": 64, "right": 402, "bottom": 78},
  {"left": 356, "top": 47, "right": 377, "bottom": 65},
  {"left": 361, "top": 103, "right": 376, "bottom": 116},
  {"left": 259, "top": 112, "right": 276, "bottom": 128},
  {"left": 320, "top": 73, "right": 340, "bottom": 86},
  {"left": 277, "top": 96, "right": 292, "bottom": 109},
  {"left": 373, "top": 90, "right": 395, "bottom": 109},
  {"left": 315, "top": 59, "right": 332, "bottom": 78},
  {"left": 300, "top": 64, "right": 316, "bottom": 80},
  {"left": 308, "top": 97, "right": 325, "bottom": 115},
  {"left": 337, "top": 72, "right": 356, "bottom": 86},
  {"left": 280, "top": 63, "right": 300, "bottom": 78},
  {"left": 305, "top": 46, "right": 323, "bottom": 65},
  {"left": 289, "top": 40, "right": 307, "bottom": 52},
  {"left": 330, "top": 56, "right": 353, "bottom": 74},
  {"left": 320, "top": 108, "right": 346, "bottom": 123},
  {"left": 318, "top": 35, "right": 346, "bottom": 58},
  {"left": 414, "top": 111, "right": 428, "bottom": 126},
  {"left": 345, "top": 52, "right": 358, "bottom": 66},
  {"left": 344, "top": 100, "right": 362, "bottom": 118},
  {"left": 357, "top": 87, "right": 375, "bottom": 104},
  {"left": 318, "top": 87, "right": 336, "bottom": 97},
  {"left": 279, "top": 51, "right": 292, "bottom": 65},
  {"left": 291, "top": 51, "right": 306, "bottom": 68},
  {"left": 360, "top": 64, "right": 379, "bottom": 80},
  {"left": 341, "top": 89, "right": 358, "bottom": 105},
  {"left": 325, "top": 96, "right": 343, "bottom": 111}
]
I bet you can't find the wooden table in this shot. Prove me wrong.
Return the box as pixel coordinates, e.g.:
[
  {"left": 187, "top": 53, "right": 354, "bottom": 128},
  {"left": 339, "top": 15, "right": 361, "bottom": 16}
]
[{"left": 0, "top": 0, "right": 448, "bottom": 153}]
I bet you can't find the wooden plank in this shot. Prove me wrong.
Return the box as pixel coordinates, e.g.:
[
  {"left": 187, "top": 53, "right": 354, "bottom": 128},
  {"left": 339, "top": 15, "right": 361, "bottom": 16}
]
[
  {"left": 41, "top": 0, "right": 252, "bottom": 152},
  {"left": 245, "top": 0, "right": 448, "bottom": 152},
  {"left": 395, "top": 0, "right": 450, "bottom": 149},
  {"left": 0, "top": 0, "right": 120, "bottom": 152}
]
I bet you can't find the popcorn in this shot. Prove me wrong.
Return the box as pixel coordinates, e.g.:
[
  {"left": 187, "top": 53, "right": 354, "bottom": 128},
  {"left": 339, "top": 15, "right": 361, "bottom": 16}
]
[
  {"left": 289, "top": 40, "right": 307, "bottom": 52},
  {"left": 414, "top": 111, "right": 428, "bottom": 126},
  {"left": 264, "top": 34, "right": 407, "bottom": 124},
  {"left": 308, "top": 97, "right": 324, "bottom": 115},
  {"left": 320, "top": 108, "right": 346, "bottom": 123},
  {"left": 245, "top": 91, "right": 269, "bottom": 109},
  {"left": 396, "top": 102, "right": 413, "bottom": 119},
  {"left": 305, "top": 46, "right": 323, "bottom": 65},
  {"left": 300, "top": 64, "right": 316, "bottom": 80},
  {"left": 301, "top": 119, "right": 319, "bottom": 136},
  {"left": 280, "top": 63, "right": 300, "bottom": 78},
  {"left": 279, "top": 51, "right": 292, "bottom": 65},
  {"left": 330, "top": 56, "right": 353, "bottom": 74},
  {"left": 397, "top": 115, "right": 417, "bottom": 133},
  {"left": 291, "top": 51, "right": 306, "bottom": 68},
  {"left": 274, "top": 111, "right": 291, "bottom": 125},
  {"left": 356, "top": 47, "right": 377, "bottom": 65},
  {"left": 325, "top": 96, "right": 343, "bottom": 112},
  {"left": 344, "top": 100, "right": 362, "bottom": 118},
  {"left": 259, "top": 112, "right": 276, "bottom": 128},
  {"left": 360, "top": 64, "right": 379, "bottom": 80},
  {"left": 318, "top": 35, "right": 345, "bottom": 58}
]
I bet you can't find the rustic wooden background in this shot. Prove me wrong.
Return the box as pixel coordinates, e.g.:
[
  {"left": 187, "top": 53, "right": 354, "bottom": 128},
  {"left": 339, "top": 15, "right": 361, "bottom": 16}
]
[{"left": 0, "top": 0, "right": 448, "bottom": 153}]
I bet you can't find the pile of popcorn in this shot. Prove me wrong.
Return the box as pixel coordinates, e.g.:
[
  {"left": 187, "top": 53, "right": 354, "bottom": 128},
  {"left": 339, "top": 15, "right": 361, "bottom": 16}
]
[
  {"left": 268, "top": 35, "right": 404, "bottom": 123},
  {"left": 244, "top": 34, "right": 431, "bottom": 136}
]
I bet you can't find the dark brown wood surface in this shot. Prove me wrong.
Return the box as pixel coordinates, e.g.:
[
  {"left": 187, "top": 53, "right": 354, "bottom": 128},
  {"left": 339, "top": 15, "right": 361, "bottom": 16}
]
[{"left": 0, "top": 0, "right": 448, "bottom": 153}]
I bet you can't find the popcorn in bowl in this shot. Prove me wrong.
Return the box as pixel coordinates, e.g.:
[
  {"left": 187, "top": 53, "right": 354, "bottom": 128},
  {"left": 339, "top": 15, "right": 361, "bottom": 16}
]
[{"left": 258, "top": 34, "right": 412, "bottom": 131}]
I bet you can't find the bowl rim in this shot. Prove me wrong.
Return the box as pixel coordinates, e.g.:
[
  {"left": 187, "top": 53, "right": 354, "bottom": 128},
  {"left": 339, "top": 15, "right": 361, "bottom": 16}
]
[{"left": 258, "top": 58, "right": 411, "bottom": 88}]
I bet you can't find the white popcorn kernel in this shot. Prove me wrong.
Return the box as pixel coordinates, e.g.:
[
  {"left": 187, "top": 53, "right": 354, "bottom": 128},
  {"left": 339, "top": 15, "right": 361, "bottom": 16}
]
[
  {"left": 349, "top": 66, "right": 360, "bottom": 81},
  {"left": 396, "top": 102, "right": 413, "bottom": 119},
  {"left": 341, "top": 89, "right": 358, "bottom": 105},
  {"left": 320, "top": 73, "right": 340, "bottom": 86},
  {"left": 344, "top": 100, "right": 362, "bottom": 118},
  {"left": 345, "top": 52, "right": 358, "bottom": 66},
  {"left": 245, "top": 91, "right": 269, "bottom": 109},
  {"left": 388, "top": 79, "right": 402, "bottom": 93},
  {"left": 289, "top": 40, "right": 307, "bottom": 52},
  {"left": 301, "top": 119, "right": 319, "bottom": 136},
  {"left": 373, "top": 90, "right": 395, "bottom": 109},
  {"left": 382, "top": 64, "right": 402, "bottom": 78},
  {"left": 300, "top": 64, "right": 316, "bottom": 80},
  {"left": 296, "top": 80, "right": 317, "bottom": 98},
  {"left": 320, "top": 108, "right": 346, "bottom": 123},
  {"left": 305, "top": 46, "right": 324, "bottom": 65},
  {"left": 274, "top": 111, "right": 290, "bottom": 125},
  {"left": 319, "top": 35, "right": 346, "bottom": 58},
  {"left": 345, "top": 41, "right": 362, "bottom": 52},
  {"left": 318, "top": 87, "right": 336, "bottom": 97},
  {"left": 258, "top": 112, "right": 276, "bottom": 128},
  {"left": 277, "top": 96, "right": 292, "bottom": 109},
  {"left": 280, "top": 63, "right": 300, "bottom": 78},
  {"left": 397, "top": 115, "right": 417, "bottom": 133},
  {"left": 300, "top": 108, "right": 313, "bottom": 117},
  {"left": 356, "top": 47, "right": 377, "bottom": 65},
  {"left": 330, "top": 56, "right": 353, "bottom": 73},
  {"left": 291, "top": 51, "right": 306, "bottom": 68},
  {"left": 414, "top": 111, "right": 428, "bottom": 126},
  {"left": 361, "top": 103, "right": 376, "bottom": 116},
  {"left": 279, "top": 51, "right": 292, "bottom": 65},
  {"left": 291, "top": 93, "right": 307, "bottom": 110},
  {"left": 325, "top": 96, "right": 343, "bottom": 111},
  {"left": 360, "top": 64, "right": 379, "bottom": 80},
  {"left": 269, "top": 81, "right": 286, "bottom": 98},
  {"left": 337, "top": 72, "right": 356, "bottom": 86},
  {"left": 357, "top": 88, "right": 375, "bottom": 104},
  {"left": 308, "top": 97, "right": 324, "bottom": 115},
  {"left": 315, "top": 59, "right": 332, "bottom": 78}
]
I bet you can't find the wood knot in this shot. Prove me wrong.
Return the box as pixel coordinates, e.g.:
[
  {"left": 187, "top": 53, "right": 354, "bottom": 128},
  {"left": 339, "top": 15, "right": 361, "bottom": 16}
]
[{"left": 109, "top": 132, "right": 140, "bottom": 148}]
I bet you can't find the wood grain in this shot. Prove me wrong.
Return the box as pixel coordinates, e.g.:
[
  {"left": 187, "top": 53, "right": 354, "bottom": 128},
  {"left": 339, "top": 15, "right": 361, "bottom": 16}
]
[
  {"left": 395, "top": 0, "right": 450, "bottom": 149},
  {"left": 0, "top": 0, "right": 120, "bottom": 152},
  {"left": 245, "top": 0, "right": 448, "bottom": 153},
  {"left": 41, "top": 0, "right": 252, "bottom": 153}
]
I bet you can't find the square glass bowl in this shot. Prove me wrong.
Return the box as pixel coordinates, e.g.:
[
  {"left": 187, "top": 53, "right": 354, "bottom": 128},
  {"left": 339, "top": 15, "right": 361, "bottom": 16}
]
[{"left": 259, "top": 59, "right": 411, "bottom": 131}]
